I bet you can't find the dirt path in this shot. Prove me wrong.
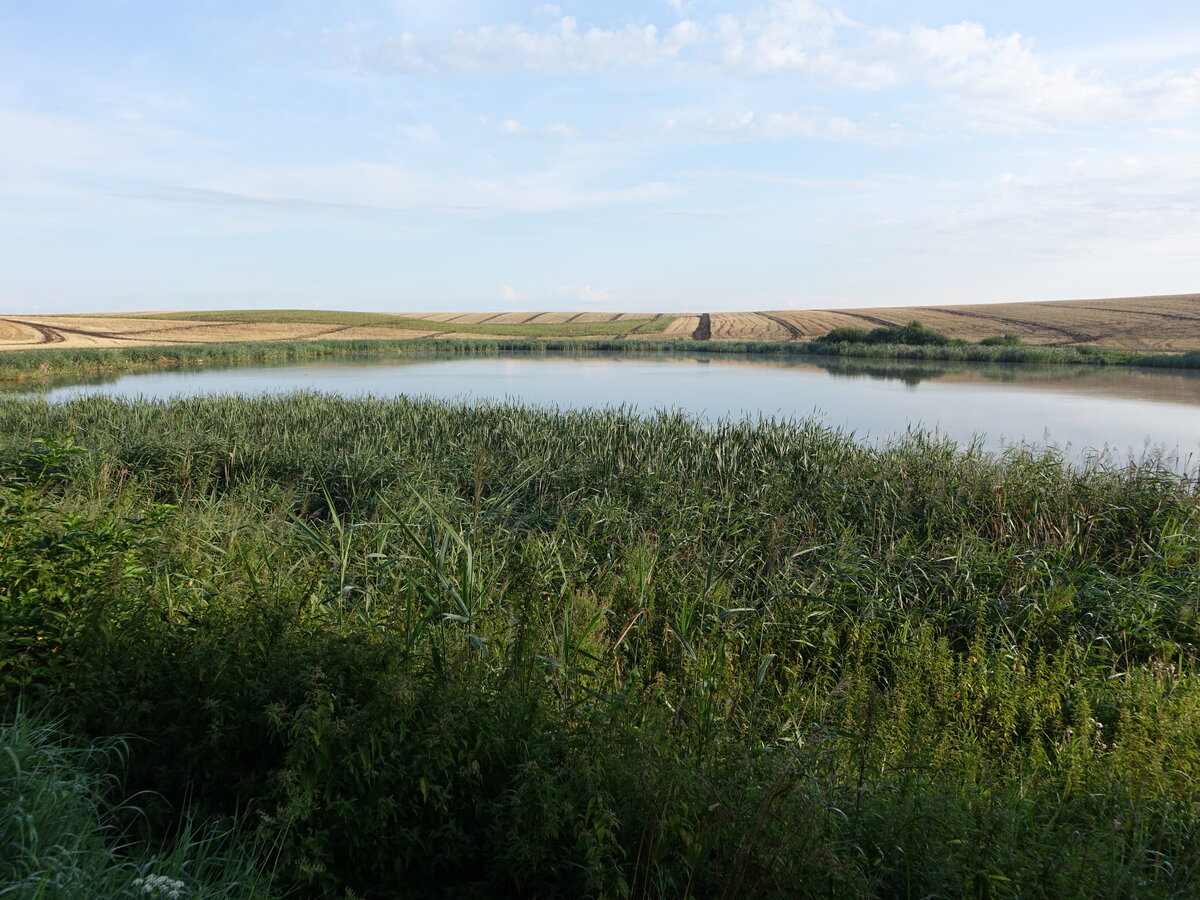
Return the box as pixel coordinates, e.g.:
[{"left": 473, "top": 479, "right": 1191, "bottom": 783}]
[{"left": 692, "top": 313, "right": 712, "bottom": 341}]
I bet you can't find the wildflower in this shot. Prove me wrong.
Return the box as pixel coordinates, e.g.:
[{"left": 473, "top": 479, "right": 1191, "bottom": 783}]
[
  {"left": 132, "top": 874, "right": 190, "bottom": 899},
  {"left": 1151, "top": 660, "right": 1177, "bottom": 680}
]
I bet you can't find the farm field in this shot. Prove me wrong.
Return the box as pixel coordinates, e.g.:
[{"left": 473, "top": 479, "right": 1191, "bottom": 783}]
[
  {"left": 3, "top": 292, "right": 1200, "bottom": 351},
  {"left": 0, "top": 310, "right": 677, "bottom": 350}
]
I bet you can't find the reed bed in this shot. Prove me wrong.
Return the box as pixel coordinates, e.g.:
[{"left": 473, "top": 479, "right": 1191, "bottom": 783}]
[
  {"left": 2, "top": 394, "right": 1199, "bottom": 897},
  {"left": 5, "top": 336, "right": 1197, "bottom": 387}
]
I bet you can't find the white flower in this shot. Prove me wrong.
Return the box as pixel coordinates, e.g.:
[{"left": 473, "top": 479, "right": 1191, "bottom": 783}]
[{"left": 132, "top": 874, "right": 190, "bottom": 900}]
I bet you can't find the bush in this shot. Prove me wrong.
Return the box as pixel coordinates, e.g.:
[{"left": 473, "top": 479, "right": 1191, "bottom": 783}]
[
  {"left": 979, "top": 333, "right": 1024, "bottom": 347},
  {"left": 817, "top": 320, "right": 952, "bottom": 346}
]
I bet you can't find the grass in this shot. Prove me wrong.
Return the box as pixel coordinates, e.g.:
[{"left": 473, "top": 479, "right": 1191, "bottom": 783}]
[
  {"left": 131, "top": 308, "right": 677, "bottom": 338},
  {"left": 0, "top": 709, "right": 274, "bottom": 898},
  {"left": 4, "top": 335, "right": 1200, "bottom": 387},
  {"left": 2, "top": 396, "right": 1200, "bottom": 897}
]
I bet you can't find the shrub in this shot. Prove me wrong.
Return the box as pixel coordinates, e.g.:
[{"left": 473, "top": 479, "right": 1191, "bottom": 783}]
[
  {"left": 817, "top": 320, "right": 952, "bottom": 346},
  {"left": 979, "top": 333, "right": 1024, "bottom": 346}
]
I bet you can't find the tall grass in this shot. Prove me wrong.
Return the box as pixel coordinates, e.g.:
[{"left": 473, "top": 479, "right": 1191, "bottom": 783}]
[
  {"left": 5, "top": 335, "right": 1197, "bottom": 387},
  {"left": 0, "top": 710, "right": 274, "bottom": 898},
  {"left": 2, "top": 396, "right": 1199, "bottom": 897}
]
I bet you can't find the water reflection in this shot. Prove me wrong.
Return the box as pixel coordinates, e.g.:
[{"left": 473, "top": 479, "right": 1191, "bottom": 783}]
[{"left": 13, "top": 350, "right": 1200, "bottom": 471}]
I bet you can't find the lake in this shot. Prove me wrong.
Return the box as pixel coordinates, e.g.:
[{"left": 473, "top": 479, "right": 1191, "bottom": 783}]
[{"left": 27, "top": 352, "right": 1200, "bottom": 471}]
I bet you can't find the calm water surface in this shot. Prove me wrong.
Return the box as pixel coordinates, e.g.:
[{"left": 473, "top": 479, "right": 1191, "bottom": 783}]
[{"left": 32, "top": 353, "right": 1200, "bottom": 470}]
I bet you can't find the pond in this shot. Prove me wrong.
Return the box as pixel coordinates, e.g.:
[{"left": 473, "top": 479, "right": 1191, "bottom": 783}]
[{"left": 26, "top": 352, "right": 1200, "bottom": 471}]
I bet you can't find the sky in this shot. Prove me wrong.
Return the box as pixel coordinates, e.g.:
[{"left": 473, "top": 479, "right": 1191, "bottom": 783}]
[{"left": 2, "top": 1, "right": 1200, "bottom": 315}]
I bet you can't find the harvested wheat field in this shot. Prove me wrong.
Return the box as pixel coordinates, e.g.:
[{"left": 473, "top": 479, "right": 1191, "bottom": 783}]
[
  {"left": 2, "top": 292, "right": 1199, "bottom": 350},
  {"left": 753, "top": 293, "right": 1200, "bottom": 350}
]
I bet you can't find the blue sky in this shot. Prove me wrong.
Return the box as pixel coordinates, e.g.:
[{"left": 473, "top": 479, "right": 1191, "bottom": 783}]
[{"left": 3, "top": 1, "right": 1199, "bottom": 314}]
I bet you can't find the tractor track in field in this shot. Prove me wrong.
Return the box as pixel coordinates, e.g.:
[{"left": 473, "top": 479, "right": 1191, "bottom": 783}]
[
  {"left": 1062, "top": 305, "right": 1200, "bottom": 324},
  {"left": 1, "top": 319, "right": 66, "bottom": 344},
  {"left": 840, "top": 312, "right": 904, "bottom": 329},
  {"left": 620, "top": 313, "right": 667, "bottom": 339},
  {"left": 758, "top": 312, "right": 804, "bottom": 340},
  {"left": 926, "top": 307, "right": 1089, "bottom": 343},
  {"left": 2, "top": 318, "right": 366, "bottom": 347},
  {"left": 7, "top": 319, "right": 142, "bottom": 343}
]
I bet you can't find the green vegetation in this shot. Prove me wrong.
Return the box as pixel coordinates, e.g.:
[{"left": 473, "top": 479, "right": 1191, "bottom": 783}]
[
  {"left": 980, "top": 333, "right": 1025, "bottom": 347},
  {"left": 816, "top": 320, "right": 954, "bottom": 347},
  {"left": 134, "top": 309, "right": 676, "bottom": 338},
  {"left": 0, "top": 709, "right": 272, "bottom": 898},
  {"left": 3, "top": 396, "right": 1200, "bottom": 897},
  {"left": 4, "top": 335, "right": 1199, "bottom": 389}
]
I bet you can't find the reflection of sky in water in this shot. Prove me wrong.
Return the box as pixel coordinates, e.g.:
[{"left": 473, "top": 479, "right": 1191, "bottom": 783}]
[{"left": 37, "top": 355, "right": 1200, "bottom": 471}]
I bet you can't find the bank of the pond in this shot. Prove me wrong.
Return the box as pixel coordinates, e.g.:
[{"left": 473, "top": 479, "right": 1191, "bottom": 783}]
[{"left": 3, "top": 335, "right": 1200, "bottom": 384}]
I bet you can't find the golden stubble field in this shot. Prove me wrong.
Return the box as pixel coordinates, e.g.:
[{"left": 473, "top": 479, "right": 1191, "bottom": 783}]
[{"left": 2, "top": 293, "right": 1199, "bottom": 351}]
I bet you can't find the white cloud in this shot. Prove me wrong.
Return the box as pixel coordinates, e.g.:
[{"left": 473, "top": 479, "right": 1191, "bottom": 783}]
[
  {"left": 347, "top": 15, "right": 700, "bottom": 74},
  {"left": 500, "top": 284, "right": 523, "bottom": 301},
  {"left": 397, "top": 123, "right": 439, "bottom": 143},
  {"left": 876, "top": 22, "right": 1200, "bottom": 127},
  {"left": 191, "top": 161, "right": 678, "bottom": 215},
  {"left": 496, "top": 119, "right": 582, "bottom": 139},
  {"left": 326, "top": 3, "right": 1200, "bottom": 129},
  {"left": 663, "top": 107, "right": 904, "bottom": 144},
  {"left": 545, "top": 122, "right": 582, "bottom": 138},
  {"left": 552, "top": 284, "right": 613, "bottom": 304}
]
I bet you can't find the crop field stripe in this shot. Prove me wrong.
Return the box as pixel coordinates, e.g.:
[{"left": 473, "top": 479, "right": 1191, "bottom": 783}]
[
  {"left": 309, "top": 325, "right": 355, "bottom": 338},
  {"left": 1065, "top": 305, "right": 1200, "bottom": 323},
  {"left": 840, "top": 311, "right": 906, "bottom": 328},
  {"left": 926, "top": 306, "right": 1089, "bottom": 342},
  {"left": 692, "top": 313, "right": 712, "bottom": 341},
  {"left": 125, "top": 321, "right": 246, "bottom": 335},
  {"left": 6, "top": 318, "right": 141, "bottom": 343},
  {"left": 3, "top": 319, "right": 64, "bottom": 344},
  {"left": 758, "top": 312, "right": 805, "bottom": 340}
]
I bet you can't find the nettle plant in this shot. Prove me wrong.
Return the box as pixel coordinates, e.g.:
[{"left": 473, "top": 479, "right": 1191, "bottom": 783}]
[{"left": 0, "top": 437, "right": 171, "bottom": 694}]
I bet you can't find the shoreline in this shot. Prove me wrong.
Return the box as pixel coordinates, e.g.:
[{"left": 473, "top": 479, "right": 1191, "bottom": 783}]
[{"left": 3, "top": 336, "right": 1200, "bottom": 385}]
